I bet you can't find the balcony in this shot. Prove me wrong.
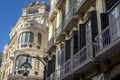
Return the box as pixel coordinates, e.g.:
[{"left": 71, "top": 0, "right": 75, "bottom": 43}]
[
  {"left": 55, "top": 0, "right": 65, "bottom": 9},
  {"left": 60, "top": 43, "right": 96, "bottom": 79},
  {"left": 76, "top": 0, "right": 94, "bottom": 16},
  {"left": 20, "top": 22, "right": 45, "bottom": 30},
  {"left": 73, "top": 43, "right": 95, "bottom": 73},
  {"left": 17, "top": 43, "right": 41, "bottom": 50},
  {"left": 46, "top": 72, "right": 55, "bottom": 80},
  {"left": 46, "top": 69, "right": 60, "bottom": 80},
  {"left": 47, "top": 37, "right": 56, "bottom": 53},
  {"left": 94, "top": 16, "right": 120, "bottom": 60},
  {"left": 63, "top": 7, "right": 78, "bottom": 32},
  {"left": 55, "top": 22, "right": 65, "bottom": 42},
  {"left": 60, "top": 59, "right": 72, "bottom": 80},
  {"left": 11, "top": 68, "right": 40, "bottom": 79},
  {"left": 49, "top": 5, "right": 57, "bottom": 21}
]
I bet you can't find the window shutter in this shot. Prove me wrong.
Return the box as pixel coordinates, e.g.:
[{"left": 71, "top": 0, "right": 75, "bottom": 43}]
[
  {"left": 73, "top": 31, "right": 78, "bottom": 54},
  {"left": 62, "top": 8, "right": 65, "bottom": 30},
  {"left": 47, "top": 60, "right": 52, "bottom": 77},
  {"left": 105, "top": 0, "right": 118, "bottom": 10},
  {"left": 90, "top": 10, "right": 98, "bottom": 42},
  {"left": 79, "top": 24, "right": 86, "bottom": 49},
  {"left": 44, "top": 66, "right": 47, "bottom": 80},
  {"left": 100, "top": 13, "right": 111, "bottom": 48},
  {"left": 52, "top": 55, "right": 56, "bottom": 73},
  {"left": 100, "top": 13, "right": 109, "bottom": 31},
  {"left": 65, "top": 40, "right": 70, "bottom": 62}
]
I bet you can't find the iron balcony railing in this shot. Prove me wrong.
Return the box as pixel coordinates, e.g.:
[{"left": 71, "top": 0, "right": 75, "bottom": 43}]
[
  {"left": 60, "top": 59, "right": 72, "bottom": 79},
  {"left": 64, "top": 7, "right": 76, "bottom": 28},
  {"left": 60, "top": 43, "right": 95, "bottom": 79},
  {"left": 73, "top": 43, "right": 94, "bottom": 71},
  {"left": 46, "top": 69, "right": 60, "bottom": 80},
  {"left": 76, "top": 0, "right": 85, "bottom": 12},
  {"left": 94, "top": 16, "right": 120, "bottom": 54},
  {"left": 55, "top": 21, "right": 64, "bottom": 38}
]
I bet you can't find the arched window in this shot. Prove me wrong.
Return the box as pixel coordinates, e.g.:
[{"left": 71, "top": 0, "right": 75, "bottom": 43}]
[
  {"left": 38, "top": 33, "right": 42, "bottom": 45},
  {"left": 19, "top": 32, "right": 34, "bottom": 44},
  {"left": 16, "top": 56, "right": 31, "bottom": 69}
]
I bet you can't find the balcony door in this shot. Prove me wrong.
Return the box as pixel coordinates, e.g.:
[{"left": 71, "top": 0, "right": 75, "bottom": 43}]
[{"left": 109, "top": 3, "right": 120, "bottom": 41}]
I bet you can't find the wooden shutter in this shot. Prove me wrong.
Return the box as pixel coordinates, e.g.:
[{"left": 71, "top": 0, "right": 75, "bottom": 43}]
[
  {"left": 90, "top": 10, "right": 98, "bottom": 42},
  {"left": 65, "top": 40, "right": 70, "bottom": 62},
  {"left": 70, "top": 0, "right": 76, "bottom": 15},
  {"left": 73, "top": 31, "right": 78, "bottom": 54},
  {"left": 52, "top": 55, "right": 56, "bottom": 73},
  {"left": 47, "top": 60, "right": 52, "bottom": 77},
  {"left": 62, "top": 7, "right": 65, "bottom": 30},
  {"left": 100, "top": 13, "right": 109, "bottom": 31},
  {"left": 44, "top": 65, "right": 47, "bottom": 80},
  {"left": 100, "top": 13, "right": 110, "bottom": 47},
  {"left": 79, "top": 24, "right": 86, "bottom": 49}
]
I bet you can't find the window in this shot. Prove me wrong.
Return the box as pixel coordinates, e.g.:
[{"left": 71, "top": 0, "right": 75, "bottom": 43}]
[
  {"left": 70, "top": 0, "right": 76, "bottom": 15},
  {"left": 35, "top": 58, "right": 39, "bottom": 70},
  {"left": 85, "top": 20, "right": 92, "bottom": 44},
  {"left": 28, "top": 10, "right": 39, "bottom": 14},
  {"left": 17, "top": 56, "right": 31, "bottom": 68},
  {"left": 38, "top": 33, "right": 42, "bottom": 45},
  {"left": 19, "top": 32, "right": 34, "bottom": 44},
  {"left": 60, "top": 47, "right": 65, "bottom": 66},
  {"left": 109, "top": 3, "right": 120, "bottom": 41}
]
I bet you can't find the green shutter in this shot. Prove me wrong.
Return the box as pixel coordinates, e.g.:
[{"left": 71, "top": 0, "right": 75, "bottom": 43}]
[
  {"left": 61, "top": 8, "right": 65, "bottom": 31},
  {"left": 70, "top": 0, "right": 76, "bottom": 15}
]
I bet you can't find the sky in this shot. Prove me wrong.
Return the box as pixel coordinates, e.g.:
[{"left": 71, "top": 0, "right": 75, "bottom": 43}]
[{"left": 0, "top": 0, "right": 49, "bottom": 52}]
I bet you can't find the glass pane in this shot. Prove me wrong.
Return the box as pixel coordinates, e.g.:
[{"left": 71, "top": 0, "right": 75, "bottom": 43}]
[
  {"left": 21, "top": 34, "right": 24, "bottom": 43},
  {"left": 25, "top": 33, "right": 28, "bottom": 42},
  {"left": 86, "top": 20, "right": 91, "bottom": 44},
  {"left": 109, "top": 6, "right": 119, "bottom": 41},
  {"left": 70, "top": 38, "right": 74, "bottom": 56},
  {"left": 35, "top": 59, "right": 39, "bottom": 70},
  {"left": 29, "top": 32, "right": 33, "bottom": 43},
  {"left": 38, "top": 33, "right": 42, "bottom": 44},
  {"left": 23, "top": 33, "right": 26, "bottom": 43},
  {"left": 60, "top": 47, "right": 64, "bottom": 66},
  {"left": 18, "top": 56, "right": 31, "bottom": 68}
]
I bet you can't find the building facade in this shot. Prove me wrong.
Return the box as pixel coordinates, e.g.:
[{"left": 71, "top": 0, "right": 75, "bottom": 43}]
[
  {"left": 0, "top": 52, "right": 3, "bottom": 80},
  {"left": 0, "top": 0, "right": 49, "bottom": 80},
  {"left": 46, "top": 0, "right": 120, "bottom": 80}
]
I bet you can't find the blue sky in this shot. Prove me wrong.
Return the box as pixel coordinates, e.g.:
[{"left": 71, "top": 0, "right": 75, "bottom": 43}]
[{"left": 0, "top": 0, "right": 49, "bottom": 51}]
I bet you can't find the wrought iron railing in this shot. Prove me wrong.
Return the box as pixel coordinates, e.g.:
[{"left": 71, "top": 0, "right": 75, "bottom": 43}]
[
  {"left": 46, "top": 69, "right": 60, "bottom": 80},
  {"left": 94, "top": 16, "right": 120, "bottom": 54},
  {"left": 55, "top": 21, "right": 64, "bottom": 38},
  {"left": 64, "top": 7, "right": 76, "bottom": 27},
  {"left": 73, "top": 43, "right": 94, "bottom": 71},
  {"left": 75, "top": 0, "right": 85, "bottom": 12}
]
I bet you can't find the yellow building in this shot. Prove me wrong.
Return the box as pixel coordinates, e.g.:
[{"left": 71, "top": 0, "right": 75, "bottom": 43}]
[
  {"left": 46, "top": 0, "right": 120, "bottom": 80},
  {"left": 0, "top": 0, "right": 49, "bottom": 80}
]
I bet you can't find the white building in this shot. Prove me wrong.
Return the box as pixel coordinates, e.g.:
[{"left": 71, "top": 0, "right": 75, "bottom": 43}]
[{"left": 0, "top": 0, "right": 49, "bottom": 80}]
